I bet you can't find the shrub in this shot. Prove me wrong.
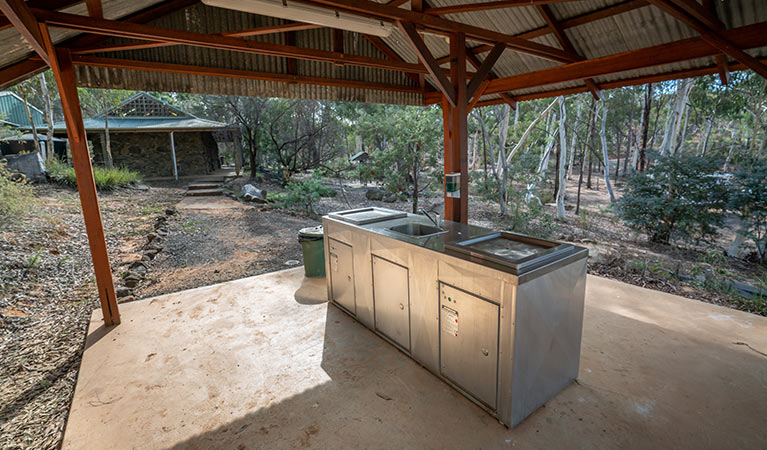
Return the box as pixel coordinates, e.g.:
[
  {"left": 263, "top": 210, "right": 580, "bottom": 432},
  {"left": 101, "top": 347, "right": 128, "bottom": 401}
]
[
  {"left": 0, "top": 161, "right": 36, "bottom": 221},
  {"left": 48, "top": 159, "right": 141, "bottom": 191},
  {"left": 728, "top": 158, "right": 767, "bottom": 264},
  {"left": 271, "top": 173, "right": 336, "bottom": 213},
  {"left": 619, "top": 153, "right": 728, "bottom": 245}
]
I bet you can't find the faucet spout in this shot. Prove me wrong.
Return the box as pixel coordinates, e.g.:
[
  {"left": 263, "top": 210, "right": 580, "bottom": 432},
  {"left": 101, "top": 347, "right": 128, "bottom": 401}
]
[{"left": 419, "top": 208, "right": 441, "bottom": 228}]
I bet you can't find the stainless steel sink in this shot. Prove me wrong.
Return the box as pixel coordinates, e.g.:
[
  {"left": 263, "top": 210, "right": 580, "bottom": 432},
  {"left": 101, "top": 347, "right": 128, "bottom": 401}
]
[{"left": 389, "top": 223, "right": 447, "bottom": 238}]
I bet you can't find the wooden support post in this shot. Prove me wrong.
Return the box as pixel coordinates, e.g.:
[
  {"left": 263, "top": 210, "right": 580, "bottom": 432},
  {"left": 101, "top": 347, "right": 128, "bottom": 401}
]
[
  {"left": 443, "top": 32, "right": 469, "bottom": 224},
  {"left": 41, "top": 23, "right": 120, "bottom": 326}
]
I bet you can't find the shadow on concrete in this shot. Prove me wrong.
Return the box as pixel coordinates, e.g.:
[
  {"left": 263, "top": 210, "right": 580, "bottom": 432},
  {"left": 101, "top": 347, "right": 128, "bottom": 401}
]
[
  {"left": 293, "top": 276, "right": 327, "bottom": 305},
  {"left": 158, "top": 299, "right": 767, "bottom": 450}
]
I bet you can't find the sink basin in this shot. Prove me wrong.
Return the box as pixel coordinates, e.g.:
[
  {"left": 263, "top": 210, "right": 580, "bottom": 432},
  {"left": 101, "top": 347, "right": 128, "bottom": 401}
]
[{"left": 389, "top": 223, "right": 447, "bottom": 238}]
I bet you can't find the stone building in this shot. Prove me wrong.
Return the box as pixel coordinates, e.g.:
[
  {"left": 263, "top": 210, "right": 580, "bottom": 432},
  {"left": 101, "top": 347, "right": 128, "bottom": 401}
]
[{"left": 54, "top": 93, "right": 239, "bottom": 178}]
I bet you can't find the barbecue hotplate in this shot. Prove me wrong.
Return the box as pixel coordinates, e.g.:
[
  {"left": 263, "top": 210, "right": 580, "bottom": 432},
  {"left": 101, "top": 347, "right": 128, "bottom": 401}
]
[
  {"left": 445, "top": 231, "right": 573, "bottom": 274},
  {"left": 327, "top": 207, "right": 407, "bottom": 225}
]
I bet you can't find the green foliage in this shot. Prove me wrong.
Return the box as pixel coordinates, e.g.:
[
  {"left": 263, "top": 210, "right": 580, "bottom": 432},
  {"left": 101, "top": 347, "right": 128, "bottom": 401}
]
[
  {"left": 0, "top": 161, "right": 36, "bottom": 221},
  {"left": 270, "top": 173, "right": 335, "bottom": 213},
  {"left": 495, "top": 189, "right": 555, "bottom": 238},
  {"left": 619, "top": 153, "right": 728, "bottom": 245},
  {"left": 728, "top": 157, "right": 767, "bottom": 263},
  {"left": 48, "top": 159, "right": 141, "bottom": 191}
]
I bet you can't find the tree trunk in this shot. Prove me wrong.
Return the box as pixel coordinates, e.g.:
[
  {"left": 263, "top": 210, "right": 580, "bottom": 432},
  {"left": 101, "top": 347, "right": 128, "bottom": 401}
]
[
  {"left": 567, "top": 99, "right": 582, "bottom": 179},
  {"left": 101, "top": 91, "right": 114, "bottom": 169},
  {"left": 723, "top": 129, "right": 736, "bottom": 173},
  {"left": 600, "top": 98, "right": 617, "bottom": 203},
  {"left": 700, "top": 116, "right": 714, "bottom": 156},
  {"left": 659, "top": 79, "right": 693, "bottom": 156},
  {"left": 615, "top": 126, "right": 622, "bottom": 179},
  {"left": 676, "top": 105, "right": 690, "bottom": 156},
  {"left": 576, "top": 137, "right": 586, "bottom": 215},
  {"left": 556, "top": 96, "right": 568, "bottom": 221},
  {"left": 39, "top": 73, "right": 55, "bottom": 161},
  {"left": 248, "top": 130, "right": 257, "bottom": 178},
  {"left": 639, "top": 83, "right": 653, "bottom": 172},
  {"left": 20, "top": 86, "right": 40, "bottom": 155}
]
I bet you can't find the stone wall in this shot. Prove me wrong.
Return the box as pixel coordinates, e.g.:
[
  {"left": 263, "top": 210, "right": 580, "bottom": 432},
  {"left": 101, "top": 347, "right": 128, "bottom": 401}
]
[{"left": 90, "top": 131, "right": 220, "bottom": 177}]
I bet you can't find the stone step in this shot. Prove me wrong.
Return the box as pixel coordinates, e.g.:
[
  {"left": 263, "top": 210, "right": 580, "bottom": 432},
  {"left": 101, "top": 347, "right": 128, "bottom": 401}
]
[
  {"left": 186, "top": 188, "right": 224, "bottom": 197},
  {"left": 187, "top": 183, "right": 220, "bottom": 190}
]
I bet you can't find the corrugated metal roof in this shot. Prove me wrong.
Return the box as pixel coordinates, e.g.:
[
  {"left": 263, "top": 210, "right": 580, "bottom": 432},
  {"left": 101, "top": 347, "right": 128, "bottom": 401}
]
[
  {"left": 51, "top": 116, "right": 230, "bottom": 131},
  {"left": 0, "top": 91, "right": 45, "bottom": 128},
  {"left": 0, "top": 0, "right": 766, "bottom": 105}
]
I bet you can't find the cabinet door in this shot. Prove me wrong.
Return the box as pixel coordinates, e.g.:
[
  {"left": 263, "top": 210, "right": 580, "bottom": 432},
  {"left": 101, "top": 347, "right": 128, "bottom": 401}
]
[
  {"left": 439, "top": 283, "right": 499, "bottom": 409},
  {"left": 328, "top": 238, "right": 356, "bottom": 314},
  {"left": 372, "top": 255, "right": 410, "bottom": 351}
]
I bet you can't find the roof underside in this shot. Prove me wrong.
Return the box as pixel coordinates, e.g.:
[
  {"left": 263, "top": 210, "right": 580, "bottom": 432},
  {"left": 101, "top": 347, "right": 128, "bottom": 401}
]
[{"left": 0, "top": 0, "right": 765, "bottom": 106}]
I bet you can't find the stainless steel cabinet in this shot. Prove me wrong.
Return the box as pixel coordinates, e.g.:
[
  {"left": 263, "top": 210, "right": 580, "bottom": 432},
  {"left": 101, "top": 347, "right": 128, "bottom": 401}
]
[
  {"left": 439, "top": 283, "right": 499, "bottom": 409},
  {"left": 328, "top": 238, "right": 356, "bottom": 314},
  {"left": 372, "top": 255, "right": 410, "bottom": 351}
]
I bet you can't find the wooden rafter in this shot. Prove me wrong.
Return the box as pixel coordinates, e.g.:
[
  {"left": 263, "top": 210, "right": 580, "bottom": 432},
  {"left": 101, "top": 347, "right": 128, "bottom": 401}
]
[
  {"left": 0, "top": 0, "right": 80, "bottom": 31},
  {"left": 535, "top": 4, "right": 600, "bottom": 99},
  {"left": 302, "top": 0, "right": 580, "bottom": 63},
  {"left": 647, "top": 0, "right": 767, "bottom": 79},
  {"left": 85, "top": 0, "right": 102, "bottom": 18},
  {"left": 72, "top": 22, "right": 325, "bottom": 55},
  {"left": 467, "top": 57, "right": 767, "bottom": 108},
  {"left": 435, "top": 0, "right": 647, "bottom": 63},
  {"left": 398, "top": 21, "right": 456, "bottom": 105},
  {"left": 465, "top": 46, "right": 516, "bottom": 109},
  {"left": 72, "top": 55, "right": 423, "bottom": 93},
  {"left": 426, "top": 0, "right": 577, "bottom": 16},
  {"left": 0, "top": 0, "right": 50, "bottom": 64},
  {"left": 482, "top": 21, "right": 767, "bottom": 96},
  {"left": 466, "top": 43, "right": 503, "bottom": 101},
  {"left": 363, "top": 34, "right": 422, "bottom": 87},
  {"left": 34, "top": 9, "right": 428, "bottom": 74}
]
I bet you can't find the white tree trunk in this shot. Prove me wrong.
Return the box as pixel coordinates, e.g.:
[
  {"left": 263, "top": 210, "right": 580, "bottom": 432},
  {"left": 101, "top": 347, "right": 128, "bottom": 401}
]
[
  {"left": 567, "top": 99, "right": 582, "bottom": 179},
  {"left": 600, "top": 98, "right": 616, "bottom": 203},
  {"left": 504, "top": 98, "right": 558, "bottom": 166},
  {"left": 525, "top": 115, "right": 557, "bottom": 205},
  {"left": 659, "top": 79, "right": 693, "bottom": 156},
  {"left": 556, "top": 96, "right": 568, "bottom": 221},
  {"left": 39, "top": 73, "right": 55, "bottom": 161},
  {"left": 102, "top": 90, "right": 114, "bottom": 169},
  {"left": 699, "top": 116, "right": 714, "bottom": 156},
  {"left": 723, "top": 129, "right": 736, "bottom": 173}
]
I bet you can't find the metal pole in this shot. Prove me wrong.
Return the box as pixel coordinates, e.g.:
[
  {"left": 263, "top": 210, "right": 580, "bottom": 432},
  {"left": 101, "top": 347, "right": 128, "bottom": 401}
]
[{"left": 170, "top": 131, "right": 178, "bottom": 180}]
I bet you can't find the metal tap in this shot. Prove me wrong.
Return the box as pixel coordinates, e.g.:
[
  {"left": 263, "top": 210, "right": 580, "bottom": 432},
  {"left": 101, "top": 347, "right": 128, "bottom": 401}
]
[{"left": 419, "top": 208, "right": 441, "bottom": 228}]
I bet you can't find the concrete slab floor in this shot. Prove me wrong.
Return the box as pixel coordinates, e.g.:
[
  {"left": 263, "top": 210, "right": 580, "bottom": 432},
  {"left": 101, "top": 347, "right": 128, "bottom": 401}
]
[{"left": 62, "top": 269, "right": 767, "bottom": 450}]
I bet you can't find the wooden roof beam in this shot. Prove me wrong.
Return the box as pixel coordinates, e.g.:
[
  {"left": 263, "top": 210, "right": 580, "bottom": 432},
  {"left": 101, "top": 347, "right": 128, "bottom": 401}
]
[
  {"left": 73, "top": 55, "right": 424, "bottom": 93},
  {"left": 0, "top": 0, "right": 50, "bottom": 65},
  {"left": 301, "top": 0, "right": 580, "bottom": 63},
  {"left": 425, "top": 0, "right": 579, "bottom": 16},
  {"left": 464, "top": 44, "right": 517, "bottom": 109},
  {"left": 647, "top": 0, "right": 767, "bottom": 79},
  {"left": 85, "top": 0, "right": 102, "bottom": 18},
  {"left": 35, "top": 9, "right": 428, "bottom": 74},
  {"left": 398, "top": 20, "right": 456, "bottom": 105},
  {"left": 72, "top": 22, "right": 325, "bottom": 55},
  {"left": 469, "top": 56, "right": 767, "bottom": 107},
  {"left": 536, "top": 4, "right": 601, "bottom": 99},
  {"left": 483, "top": 20, "right": 767, "bottom": 95},
  {"left": 466, "top": 43, "right": 503, "bottom": 100},
  {"left": 434, "top": 0, "right": 647, "bottom": 62},
  {"left": 0, "top": 0, "right": 82, "bottom": 31}
]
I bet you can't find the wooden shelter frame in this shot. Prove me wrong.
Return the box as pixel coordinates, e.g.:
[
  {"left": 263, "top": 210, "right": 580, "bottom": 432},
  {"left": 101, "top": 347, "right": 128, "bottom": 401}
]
[{"left": 0, "top": 0, "right": 765, "bottom": 325}]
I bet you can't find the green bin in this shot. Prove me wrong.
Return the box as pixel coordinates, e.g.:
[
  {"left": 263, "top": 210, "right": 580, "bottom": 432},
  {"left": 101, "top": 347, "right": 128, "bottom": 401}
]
[{"left": 298, "top": 225, "right": 326, "bottom": 278}]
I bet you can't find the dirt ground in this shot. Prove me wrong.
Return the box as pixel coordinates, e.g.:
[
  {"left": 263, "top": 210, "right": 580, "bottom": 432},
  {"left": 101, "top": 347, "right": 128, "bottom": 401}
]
[{"left": 1, "top": 171, "right": 765, "bottom": 449}]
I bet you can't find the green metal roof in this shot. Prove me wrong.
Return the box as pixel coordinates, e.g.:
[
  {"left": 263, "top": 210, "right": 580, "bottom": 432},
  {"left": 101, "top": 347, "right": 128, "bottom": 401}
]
[
  {"left": 0, "top": 91, "right": 45, "bottom": 129},
  {"left": 53, "top": 116, "right": 230, "bottom": 132}
]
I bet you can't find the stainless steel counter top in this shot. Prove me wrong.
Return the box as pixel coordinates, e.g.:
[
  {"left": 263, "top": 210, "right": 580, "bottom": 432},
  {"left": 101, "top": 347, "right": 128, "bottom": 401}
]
[{"left": 324, "top": 212, "right": 587, "bottom": 282}]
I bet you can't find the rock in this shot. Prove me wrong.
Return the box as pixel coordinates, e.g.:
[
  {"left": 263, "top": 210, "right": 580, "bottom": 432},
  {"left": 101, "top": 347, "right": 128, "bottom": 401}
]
[
  {"left": 146, "top": 233, "right": 158, "bottom": 243},
  {"left": 382, "top": 193, "right": 397, "bottom": 203},
  {"left": 155, "top": 228, "right": 169, "bottom": 237},
  {"left": 124, "top": 278, "right": 140, "bottom": 288},
  {"left": 365, "top": 188, "right": 384, "bottom": 201},
  {"left": 128, "top": 183, "right": 149, "bottom": 191},
  {"left": 130, "top": 260, "right": 150, "bottom": 270},
  {"left": 165, "top": 206, "right": 177, "bottom": 216},
  {"left": 124, "top": 271, "right": 143, "bottom": 281},
  {"left": 117, "top": 296, "right": 135, "bottom": 304},
  {"left": 284, "top": 259, "right": 300, "bottom": 266},
  {"left": 242, "top": 184, "right": 268, "bottom": 203},
  {"left": 144, "top": 243, "right": 163, "bottom": 253},
  {"left": 143, "top": 250, "right": 159, "bottom": 260},
  {"left": 115, "top": 286, "right": 132, "bottom": 298}
]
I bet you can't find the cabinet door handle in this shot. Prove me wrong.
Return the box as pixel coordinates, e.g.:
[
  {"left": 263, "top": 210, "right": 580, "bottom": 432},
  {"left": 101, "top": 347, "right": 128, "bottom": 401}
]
[
  {"left": 399, "top": 303, "right": 405, "bottom": 310},
  {"left": 481, "top": 348, "right": 489, "bottom": 356}
]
